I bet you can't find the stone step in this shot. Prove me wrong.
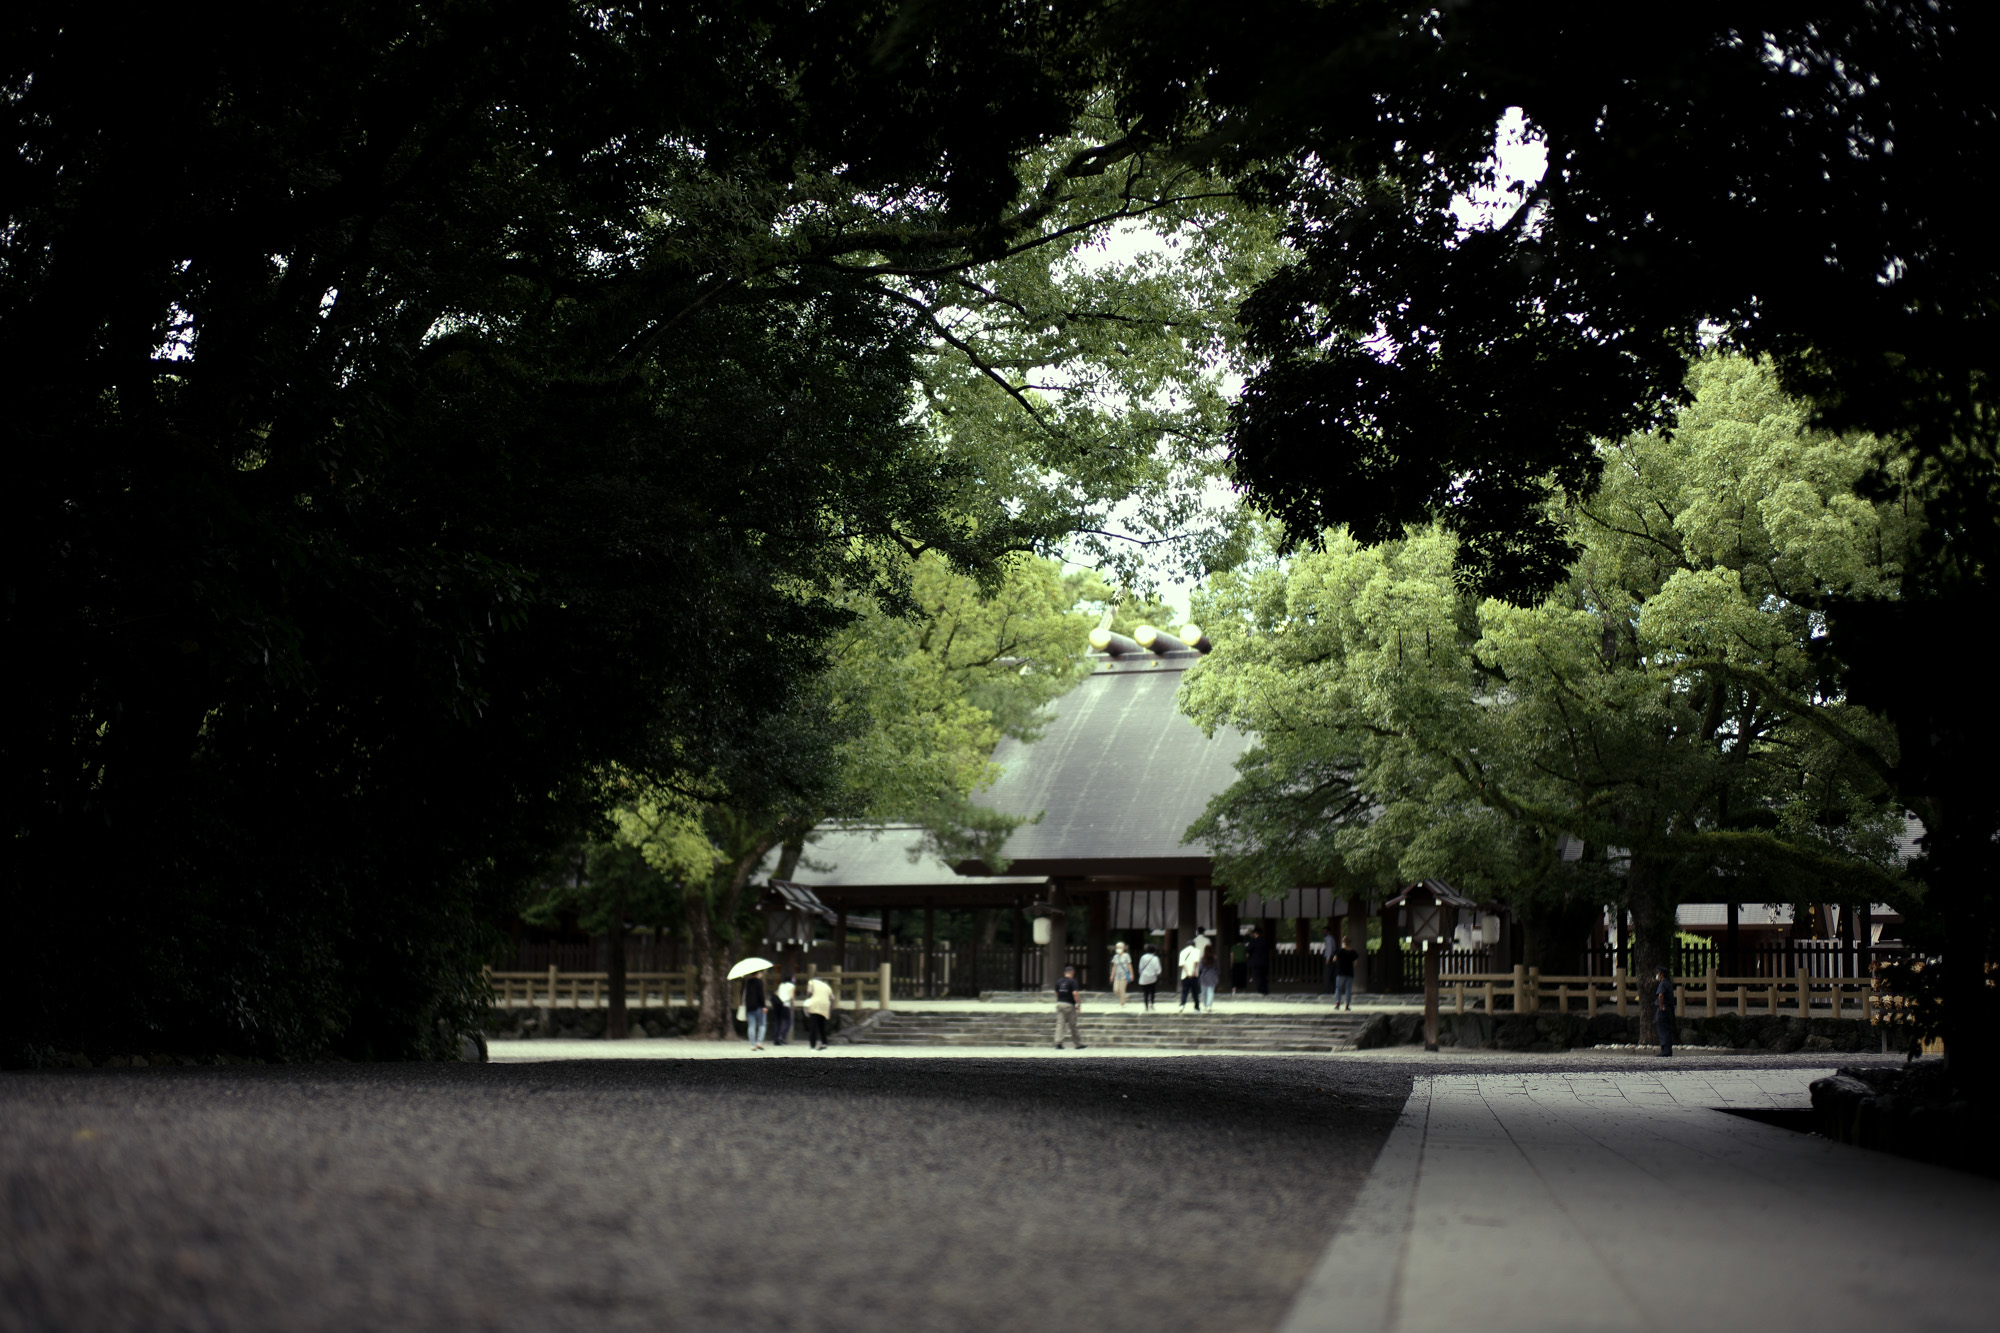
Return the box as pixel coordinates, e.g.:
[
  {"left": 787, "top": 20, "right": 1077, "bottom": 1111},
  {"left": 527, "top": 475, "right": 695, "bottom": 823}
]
[
  {"left": 870, "top": 1023, "right": 1361, "bottom": 1035},
  {"left": 843, "top": 1008, "right": 1371, "bottom": 1051},
  {"left": 873, "top": 1016, "right": 1366, "bottom": 1029}
]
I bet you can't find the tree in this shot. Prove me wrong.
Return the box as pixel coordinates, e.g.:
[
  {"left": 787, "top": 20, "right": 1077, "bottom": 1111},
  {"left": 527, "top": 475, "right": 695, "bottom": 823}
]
[
  {"left": 1106, "top": 0, "right": 2000, "bottom": 1096},
  {"left": 608, "top": 552, "right": 1091, "bottom": 1039},
  {"left": 1182, "top": 357, "right": 1910, "bottom": 977},
  {"left": 2, "top": 4, "right": 1278, "bottom": 1062},
  {"left": 522, "top": 837, "right": 689, "bottom": 1040}
]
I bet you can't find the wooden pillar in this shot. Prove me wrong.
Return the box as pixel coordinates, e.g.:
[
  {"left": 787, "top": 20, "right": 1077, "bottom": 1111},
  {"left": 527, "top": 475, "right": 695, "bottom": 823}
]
[
  {"left": 1422, "top": 940, "right": 1440, "bottom": 1051},
  {"left": 1615, "top": 907, "right": 1629, "bottom": 974},
  {"left": 1857, "top": 900, "right": 1873, "bottom": 980},
  {"left": 1218, "top": 894, "right": 1240, "bottom": 991},
  {"left": 1086, "top": 891, "right": 1109, "bottom": 989},
  {"left": 835, "top": 906, "right": 849, "bottom": 973},
  {"left": 1726, "top": 901, "right": 1740, "bottom": 977},
  {"left": 883, "top": 908, "right": 896, "bottom": 993},
  {"left": 1327, "top": 901, "right": 1345, "bottom": 992},
  {"left": 1838, "top": 901, "right": 1855, "bottom": 978},
  {"left": 1176, "top": 877, "right": 1199, "bottom": 968},
  {"left": 922, "top": 898, "right": 937, "bottom": 999},
  {"left": 1012, "top": 897, "right": 1025, "bottom": 992},
  {"left": 1044, "top": 882, "right": 1071, "bottom": 992}
]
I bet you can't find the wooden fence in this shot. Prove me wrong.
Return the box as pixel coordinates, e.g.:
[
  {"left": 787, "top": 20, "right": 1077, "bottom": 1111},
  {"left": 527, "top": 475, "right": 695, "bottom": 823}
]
[
  {"left": 484, "top": 964, "right": 894, "bottom": 1010},
  {"left": 1394, "top": 939, "right": 1886, "bottom": 991},
  {"left": 1434, "top": 967, "right": 1878, "bottom": 1021}
]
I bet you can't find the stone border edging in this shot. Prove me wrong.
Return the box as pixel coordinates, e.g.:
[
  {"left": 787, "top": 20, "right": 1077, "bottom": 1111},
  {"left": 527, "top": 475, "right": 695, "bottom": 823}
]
[{"left": 1276, "top": 1076, "right": 1431, "bottom": 1333}]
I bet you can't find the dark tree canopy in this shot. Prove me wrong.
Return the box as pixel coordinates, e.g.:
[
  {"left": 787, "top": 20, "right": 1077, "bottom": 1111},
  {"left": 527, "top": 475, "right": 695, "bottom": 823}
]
[
  {"left": 1103, "top": 0, "right": 2000, "bottom": 594},
  {"left": 1105, "top": 0, "right": 2000, "bottom": 1092},
  {"left": 1, "top": 1, "right": 1114, "bottom": 1063}
]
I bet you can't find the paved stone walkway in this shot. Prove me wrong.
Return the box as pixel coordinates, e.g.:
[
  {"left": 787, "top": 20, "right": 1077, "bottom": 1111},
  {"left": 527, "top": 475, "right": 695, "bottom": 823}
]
[{"left": 1281, "top": 1068, "right": 2000, "bottom": 1333}]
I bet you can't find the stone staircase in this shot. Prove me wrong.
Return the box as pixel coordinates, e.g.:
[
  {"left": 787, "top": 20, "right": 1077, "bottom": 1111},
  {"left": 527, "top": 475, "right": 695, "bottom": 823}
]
[{"left": 839, "top": 1007, "right": 1372, "bottom": 1051}]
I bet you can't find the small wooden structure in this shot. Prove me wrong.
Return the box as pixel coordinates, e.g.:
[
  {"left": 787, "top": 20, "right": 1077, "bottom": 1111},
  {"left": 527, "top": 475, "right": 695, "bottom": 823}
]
[{"left": 1385, "top": 879, "right": 1482, "bottom": 1050}]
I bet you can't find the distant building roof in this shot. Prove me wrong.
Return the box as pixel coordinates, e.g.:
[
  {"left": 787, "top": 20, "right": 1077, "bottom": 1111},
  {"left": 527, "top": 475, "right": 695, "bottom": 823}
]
[
  {"left": 957, "top": 649, "right": 1254, "bottom": 877},
  {"left": 765, "top": 824, "right": 1046, "bottom": 905}
]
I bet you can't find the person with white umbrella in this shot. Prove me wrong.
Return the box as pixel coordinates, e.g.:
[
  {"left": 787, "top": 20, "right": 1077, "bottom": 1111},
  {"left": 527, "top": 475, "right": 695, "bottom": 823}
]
[{"left": 728, "top": 957, "right": 775, "bottom": 1050}]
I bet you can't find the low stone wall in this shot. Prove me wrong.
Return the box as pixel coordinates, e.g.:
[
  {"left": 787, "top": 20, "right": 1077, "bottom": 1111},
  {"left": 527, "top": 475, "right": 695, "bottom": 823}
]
[
  {"left": 1810, "top": 1064, "right": 1999, "bottom": 1177},
  {"left": 484, "top": 1006, "right": 867, "bottom": 1041},
  {"left": 1354, "top": 1009, "right": 1905, "bottom": 1054}
]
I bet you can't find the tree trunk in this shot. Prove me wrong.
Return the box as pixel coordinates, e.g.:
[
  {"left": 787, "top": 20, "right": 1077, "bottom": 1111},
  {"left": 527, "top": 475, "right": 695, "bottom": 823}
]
[
  {"left": 606, "top": 907, "right": 629, "bottom": 1040},
  {"left": 1377, "top": 903, "right": 1402, "bottom": 992},
  {"left": 688, "top": 891, "right": 731, "bottom": 1040},
  {"left": 689, "top": 839, "right": 782, "bottom": 1040},
  {"left": 1522, "top": 898, "right": 1600, "bottom": 975},
  {"left": 1626, "top": 855, "right": 1677, "bottom": 982},
  {"left": 1931, "top": 811, "right": 1997, "bottom": 1105}
]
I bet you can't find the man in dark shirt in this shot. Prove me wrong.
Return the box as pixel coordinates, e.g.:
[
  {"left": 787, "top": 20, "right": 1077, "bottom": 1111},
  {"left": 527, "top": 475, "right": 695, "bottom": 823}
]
[
  {"left": 1655, "top": 966, "right": 1675, "bottom": 1056},
  {"left": 1054, "top": 966, "right": 1085, "bottom": 1049},
  {"left": 1332, "top": 937, "right": 1360, "bottom": 1010},
  {"left": 1246, "top": 926, "right": 1271, "bottom": 995}
]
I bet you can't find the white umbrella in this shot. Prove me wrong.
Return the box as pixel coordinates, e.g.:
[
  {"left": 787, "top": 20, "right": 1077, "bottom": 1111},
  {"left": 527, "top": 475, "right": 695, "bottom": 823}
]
[{"left": 727, "top": 956, "right": 775, "bottom": 981}]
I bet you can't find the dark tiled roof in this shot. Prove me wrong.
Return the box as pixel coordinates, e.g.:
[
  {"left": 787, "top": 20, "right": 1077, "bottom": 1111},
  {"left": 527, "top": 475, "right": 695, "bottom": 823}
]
[
  {"left": 765, "top": 825, "right": 1046, "bottom": 896},
  {"left": 960, "top": 651, "right": 1254, "bottom": 877}
]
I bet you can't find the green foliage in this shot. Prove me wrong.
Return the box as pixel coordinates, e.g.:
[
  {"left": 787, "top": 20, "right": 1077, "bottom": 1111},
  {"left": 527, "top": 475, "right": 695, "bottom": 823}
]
[
  {"left": 590, "top": 552, "right": 1089, "bottom": 1034},
  {"left": 3, "top": 4, "right": 1272, "bottom": 1062},
  {"left": 1098, "top": 0, "right": 2000, "bottom": 597},
  {"left": 1182, "top": 358, "right": 1910, "bottom": 968},
  {"left": 524, "top": 839, "right": 686, "bottom": 939}
]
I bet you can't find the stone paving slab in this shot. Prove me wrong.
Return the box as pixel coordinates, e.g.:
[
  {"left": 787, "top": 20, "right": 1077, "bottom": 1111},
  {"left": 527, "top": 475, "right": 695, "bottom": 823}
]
[{"left": 1280, "top": 1067, "right": 2000, "bottom": 1333}]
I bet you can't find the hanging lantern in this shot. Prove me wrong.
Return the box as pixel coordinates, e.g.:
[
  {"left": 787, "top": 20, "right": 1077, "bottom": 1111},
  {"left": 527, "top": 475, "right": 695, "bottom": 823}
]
[{"left": 1032, "top": 917, "right": 1053, "bottom": 946}]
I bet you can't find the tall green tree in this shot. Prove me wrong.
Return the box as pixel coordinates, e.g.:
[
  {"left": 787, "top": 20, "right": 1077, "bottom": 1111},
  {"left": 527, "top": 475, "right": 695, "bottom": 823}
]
[
  {"left": 1183, "top": 358, "right": 1910, "bottom": 976},
  {"left": 1105, "top": 0, "right": 2000, "bottom": 1095},
  {"left": 1, "top": 4, "right": 1280, "bottom": 1062},
  {"left": 610, "top": 552, "right": 1090, "bottom": 1038}
]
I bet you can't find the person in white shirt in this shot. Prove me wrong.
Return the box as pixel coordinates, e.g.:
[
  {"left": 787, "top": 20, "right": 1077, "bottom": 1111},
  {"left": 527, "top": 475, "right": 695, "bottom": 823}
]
[
  {"left": 1136, "top": 946, "right": 1163, "bottom": 1010},
  {"left": 1178, "top": 937, "right": 1204, "bottom": 1012},
  {"left": 772, "top": 974, "right": 796, "bottom": 1046}
]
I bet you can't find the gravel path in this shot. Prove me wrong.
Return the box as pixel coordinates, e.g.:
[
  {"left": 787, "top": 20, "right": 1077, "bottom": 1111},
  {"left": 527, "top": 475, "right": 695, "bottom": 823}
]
[{"left": 0, "top": 1053, "right": 1888, "bottom": 1332}]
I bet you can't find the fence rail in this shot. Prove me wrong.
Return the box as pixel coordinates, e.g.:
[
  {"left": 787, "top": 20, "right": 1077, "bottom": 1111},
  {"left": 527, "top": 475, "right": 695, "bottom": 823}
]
[
  {"left": 1396, "top": 939, "right": 1889, "bottom": 991},
  {"left": 484, "top": 964, "right": 893, "bottom": 1010},
  {"left": 1433, "top": 967, "right": 1879, "bottom": 1022}
]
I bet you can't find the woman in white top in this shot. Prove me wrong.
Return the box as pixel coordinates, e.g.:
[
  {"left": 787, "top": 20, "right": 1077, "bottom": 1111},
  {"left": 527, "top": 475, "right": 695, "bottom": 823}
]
[
  {"left": 1135, "top": 946, "right": 1163, "bottom": 1011},
  {"left": 1110, "top": 941, "right": 1135, "bottom": 1005},
  {"left": 803, "top": 976, "right": 835, "bottom": 1050}
]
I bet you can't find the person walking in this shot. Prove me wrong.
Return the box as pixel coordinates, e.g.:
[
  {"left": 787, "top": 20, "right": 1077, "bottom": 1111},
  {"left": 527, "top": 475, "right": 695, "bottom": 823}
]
[
  {"left": 742, "top": 968, "right": 769, "bottom": 1050},
  {"left": 1198, "top": 951, "right": 1219, "bottom": 1012},
  {"left": 1137, "top": 945, "right": 1162, "bottom": 1010},
  {"left": 804, "top": 974, "right": 835, "bottom": 1050},
  {"left": 1246, "top": 925, "right": 1271, "bottom": 996},
  {"left": 1331, "top": 936, "right": 1359, "bottom": 1010},
  {"left": 1177, "top": 935, "right": 1203, "bottom": 1012},
  {"left": 1053, "top": 965, "right": 1085, "bottom": 1049},
  {"left": 1110, "top": 941, "right": 1134, "bottom": 1006},
  {"left": 771, "top": 973, "right": 795, "bottom": 1046},
  {"left": 1230, "top": 934, "right": 1248, "bottom": 994},
  {"left": 1654, "top": 965, "right": 1676, "bottom": 1057}
]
